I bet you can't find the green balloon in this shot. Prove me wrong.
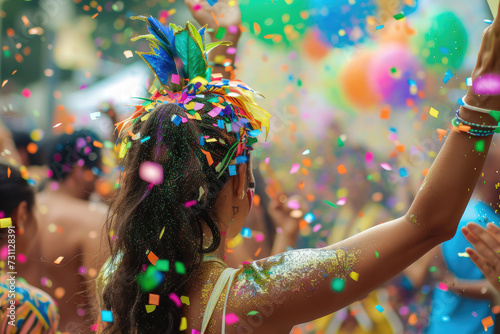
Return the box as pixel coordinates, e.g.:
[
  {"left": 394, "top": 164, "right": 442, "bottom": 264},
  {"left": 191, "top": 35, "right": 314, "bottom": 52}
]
[
  {"left": 239, "top": 0, "right": 310, "bottom": 45},
  {"left": 420, "top": 11, "right": 468, "bottom": 69}
]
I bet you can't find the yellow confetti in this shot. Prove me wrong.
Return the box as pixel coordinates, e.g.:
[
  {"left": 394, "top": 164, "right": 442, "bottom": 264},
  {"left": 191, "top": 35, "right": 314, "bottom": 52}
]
[
  {"left": 349, "top": 271, "right": 359, "bottom": 281},
  {"left": 429, "top": 107, "right": 439, "bottom": 118},
  {"left": 53, "top": 256, "right": 64, "bottom": 264},
  {"left": 181, "top": 296, "right": 190, "bottom": 305},
  {"left": 0, "top": 218, "right": 12, "bottom": 228},
  {"left": 179, "top": 317, "right": 187, "bottom": 331}
]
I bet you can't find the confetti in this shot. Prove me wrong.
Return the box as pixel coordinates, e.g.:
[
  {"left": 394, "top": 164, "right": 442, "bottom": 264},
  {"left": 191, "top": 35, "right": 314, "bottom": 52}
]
[
  {"left": 90, "top": 112, "right": 101, "bottom": 120},
  {"left": 181, "top": 296, "right": 190, "bottom": 305},
  {"left": 475, "top": 140, "right": 485, "bottom": 152},
  {"left": 2, "top": 80, "right": 7, "bottom": 87},
  {"left": 145, "top": 305, "right": 156, "bottom": 313},
  {"left": 101, "top": 310, "right": 113, "bottom": 322},
  {"left": 1, "top": 218, "right": 12, "bottom": 228},
  {"left": 331, "top": 278, "right": 345, "bottom": 292},
  {"left": 180, "top": 317, "right": 188, "bottom": 330},
  {"left": 172, "top": 74, "right": 180, "bottom": 85},
  {"left": 169, "top": 293, "right": 182, "bottom": 307},
  {"left": 225, "top": 313, "right": 239, "bottom": 325},
  {"left": 156, "top": 259, "right": 170, "bottom": 271},
  {"left": 437, "top": 282, "right": 448, "bottom": 291},
  {"left": 482, "top": 316, "right": 494, "bottom": 331},
  {"left": 380, "top": 106, "right": 390, "bottom": 119},
  {"left": 429, "top": 107, "right": 439, "bottom": 118},
  {"left": 349, "top": 271, "right": 359, "bottom": 281},
  {"left": 22, "top": 88, "right": 31, "bottom": 98},
  {"left": 247, "top": 311, "right": 259, "bottom": 316},
  {"left": 53, "top": 256, "right": 64, "bottom": 264},
  {"left": 457, "top": 252, "right": 469, "bottom": 257},
  {"left": 376, "top": 25, "right": 384, "bottom": 30},
  {"left": 324, "top": 200, "right": 338, "bottom": 208},
  {"left": 53, "top": 123, "right": 62, "bottom": 128},
  {"left": 375, "top": 305, "right": 384, "bottom": 313},
  {"left": 290, "top": 163, "right": 300, "bottom": 174},
  {"left": 473, "top": 74, "right": 500, "bottom": 95},
  {"left": 375, "top": 251, "right": 379, "bottom": 258},
  {"left": 123, "top": 50, "right": 133, "bottom": 58},
  {"left": 380, "top": 163, "right": 392, "bottom": 171},
  {"left": 241, "top": 228, "right": 252, "bottom": 238},
  {"left": 184, "top": 200, "right": 197, "bottom": 207},
  {"left": 393, "top": 13, "right": 405, "bottom": 20},
  {"left": 193, "top": 4, "right": 202, "bottom": 11},
  {"left": 149, "top": 293, "right": 160, "bottom": 305},
  {"left": 215, "top": 27, "right": 226, "bottom": 39},
  {"left": 139, "top": 161, "right": 164, "bottom": 185},
  {"left": 147, "top": 251, "right": 159, "bottom": 266},
  {"left": 175, "top": 261, "right": 186, "bottom": 274},
  {"left": 302, "top": 149, "right": 310, "bottom": 155},
  {"left": 443, "top": 70, "right": 453, "bottom": 84},
  {"left": 337, "top": 164, "right": 347, "bottom": 174}
]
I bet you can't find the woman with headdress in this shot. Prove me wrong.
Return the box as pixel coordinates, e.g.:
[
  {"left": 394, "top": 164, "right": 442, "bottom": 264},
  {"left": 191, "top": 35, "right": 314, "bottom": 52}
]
[{"left": 96, "top": 1, "right": 500, "bottom": 333}]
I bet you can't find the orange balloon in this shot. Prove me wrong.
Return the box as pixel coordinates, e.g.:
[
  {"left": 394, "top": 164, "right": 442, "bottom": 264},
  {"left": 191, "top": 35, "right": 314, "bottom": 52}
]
[{"left": 340, "top": 51, "right": 381, "bottom": 110}]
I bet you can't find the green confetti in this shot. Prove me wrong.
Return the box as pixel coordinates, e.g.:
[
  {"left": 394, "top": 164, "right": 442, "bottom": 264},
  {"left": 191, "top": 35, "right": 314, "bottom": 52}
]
[
  {"left": 247, "top": 311, "right": 259, "bottom": 316},
  {"left": 475, "top": 140, "right": 485, "bottom": 152},
  {"left": 338, "top": 137, "right": 344, "bottom": 147},
  {"left": 145, "top": 305, "right": 156, "bottom": 313},
  {"left": 331, "top": 278, "right": 345, "bottom": 292},
  {"left": 375, "top": 251, "right": 379, "bottom": 258},
  {"left": 297, "top": 79, "right": 302, "bottom": 87},
  {"left": 215, "top": 27, "right": 226, "bottom": 39},
  {"left": 393, "top": 13, "right": 405, "bottom": 20},
  {"left": 175, "top": 261, "right": 186, "bottom": 275},
  {"left": 156, "top": 259, "right": 170, "bottom": 272},
  {"left": 489, "top": 110, "right": 500, "bottom": 122},
  {"left": 390, "top": 67, "right": 397, "bottom": 73},
  {"left": 324, "top": 200, "right": 338, "bottom": 208},
  {"left": 429, "top": 266, "right": 437, "bottom": 273},
  {"left": 136, "top": 266, "right": 162, "bottom": 292},
  {"left": 367, "top": 174, "right": 373, "bottom": 181}
]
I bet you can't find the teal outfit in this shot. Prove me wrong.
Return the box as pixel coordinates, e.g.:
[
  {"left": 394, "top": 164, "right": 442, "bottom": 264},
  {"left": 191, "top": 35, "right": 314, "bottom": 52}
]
[{"left": 428, "top": 199, "right": 499, "bottom": 334}]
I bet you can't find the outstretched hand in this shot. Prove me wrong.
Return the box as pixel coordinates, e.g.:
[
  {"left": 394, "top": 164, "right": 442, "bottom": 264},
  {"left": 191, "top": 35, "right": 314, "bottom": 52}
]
[
  {"left": 465, "top": 3, "right": 500, "bottom": 111},
  {"left": 184, "top": 0, "right": 241, "bottom": 39},
  {"left": 268, "top": 195, "right": 301, "bottom": 237},
  {"left": 462, "top": 223, "right": 500, "bottom": 297}
]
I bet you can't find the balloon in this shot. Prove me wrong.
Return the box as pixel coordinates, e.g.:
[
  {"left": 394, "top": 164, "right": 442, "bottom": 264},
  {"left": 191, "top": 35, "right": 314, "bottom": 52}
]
[
  {"left": 339, "top": 50, "right": 381, "bottom": 110},
  {"left": 309, "top": 0, "right": 378, "bottom": 48},
  {"left": 239, "top": 0, "right": 309, "bottom": 46},
  {"left": 368, "top": 44, "right": 423, "bottom": 107},
  {"left": 419, "top": 11, "right": 468, "bottom": 70},
  {"left": 303, "top": 28, "right": 331, "bottom": 61}
]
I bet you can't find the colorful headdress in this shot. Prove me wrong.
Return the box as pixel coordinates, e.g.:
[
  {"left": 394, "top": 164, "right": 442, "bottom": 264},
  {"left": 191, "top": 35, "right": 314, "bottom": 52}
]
[{"left": 117, "top": 16, "right": 271, "bottom": 175}]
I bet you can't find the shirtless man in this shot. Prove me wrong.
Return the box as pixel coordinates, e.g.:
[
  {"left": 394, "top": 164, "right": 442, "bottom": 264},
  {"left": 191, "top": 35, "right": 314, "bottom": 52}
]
[{"left": 22, "top": 129, "right": 109, "bottom": 333}]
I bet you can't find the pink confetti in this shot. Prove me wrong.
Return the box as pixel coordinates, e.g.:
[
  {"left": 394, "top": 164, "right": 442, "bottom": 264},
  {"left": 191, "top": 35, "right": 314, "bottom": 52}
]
[
  {"left": 208, "top": 107, "right": 221, "bottom": 117},
  {"left": 227, "top": 47, "right": 237, "bottom": 55},
  {"left": 169, "top": 293, "right": 182, "bottom": 307},
  {"left": 255, "top": 234, "right": 265, "bottom": 242},
  {"left": 313, "top": 224, "right": 322, "bottom": 232},
  {"left": 80, "top": 84, "right": 87, "bottom": 90},
  {"left": 473, "top": 73, "right": 500, "bottom": 95},
  {"left": 139, "top": 161, "right": 164, "bottom": 185},
  {"left": 18, "top": 253, "right": 27, "bottom": 263},
  {"left": 192, "top": 330, "right": 201, "bottom": 334},
  {"left": 380, "top": 163, "right": 392, "bottom": 171},
  {"left": 336, "top": 198, "right": 346, "bottom": 206},
  {"left": 193, "top": 3, "right": 202, "bottom": 11},
  {"left": 22, "top": 88, "right": 31, "bottom": 98},
  {"left": 228, "top": 25, "right": 239, "bottom": 34},
  {"left": 194, "top": 102, "right": 205, "bottom": 111},
  {"left": 290, "top": 163, "right": 300, "bottom": 174},
  {"left": 224, "top": 313, "right": 239, "bottom": 325},
  {"left": 172, "top": 74, "right": 180, "bottom": 85},
  {"left": 159, "top": 10, "right": 169, "bottom": 19},
  {"left": 437, "top": 282, "right": 448, "bottom": 291},
  {"left": 264, "top": 157, "right": 270, "bottom": 164},
  {"left": 91, "top": 323, "right": 99, "bottom": 331},
  {"left": 287, "top": 200, "right": 300, "bottom": 209},
  {"left": 184, "top": 200, "right": 197, "bottom": 208},
  {"left": 365, "top": 151, "right": 374, "bottom": 163}
]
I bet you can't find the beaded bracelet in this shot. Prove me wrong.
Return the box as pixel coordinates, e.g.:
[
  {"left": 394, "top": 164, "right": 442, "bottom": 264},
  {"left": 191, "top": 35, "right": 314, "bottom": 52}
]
[
  {"left": 451, "top": 118, "right": 496, "bottom": 136},
  {"left": 455, "top": 110, "right": 499, "bottom": 130}
]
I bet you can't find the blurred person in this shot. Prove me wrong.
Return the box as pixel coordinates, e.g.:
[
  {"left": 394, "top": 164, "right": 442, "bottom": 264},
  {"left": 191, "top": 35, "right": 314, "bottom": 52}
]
[
  {"left": 24, "top": 130, "right": 109, "bottom": 333},
  {"left": 0, "top": 162, "right": 59, "bottom": 333},
  {"left": 95, "top": 1, "right": 500, "bottom": 333},
  {"left": 0, "top": 120, "right": 23, "bottom": 166},
  {"left": 225, "top": 168, "right": 301, "bottom": 267}
]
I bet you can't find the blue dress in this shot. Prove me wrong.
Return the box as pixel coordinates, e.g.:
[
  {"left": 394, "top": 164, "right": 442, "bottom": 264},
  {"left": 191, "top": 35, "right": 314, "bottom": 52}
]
[{"left": 428, "top": 199, "right": 500, "bottom": 334}]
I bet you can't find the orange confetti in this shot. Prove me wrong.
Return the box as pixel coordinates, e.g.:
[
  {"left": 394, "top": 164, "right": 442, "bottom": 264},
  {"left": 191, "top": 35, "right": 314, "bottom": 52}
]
[
  {"left": 396, "top": 144, "right": 405, "bottom": 153},
  {"left": 211, "top": 11, "right": 219, "bottom": 26},
  {"left": 302, "top": 158, "right": 311, "bottom": 167},
  {"left": 253, "top": 194, "right": 261, "bottom": 207},
  {"left": 91, "top": 13, "right": 99, "bottom": 19},
  {"left": 380, "top": 106, "right": 391, "bottom": 119},
  {"left": 26, "top": 142, "right": 38, "bottom": 154},
  {"left": 422, "top": 168, "right": 429, "bottom": 177},
  {"left": 482, "top": 316, "right": 494, "bottom": 331},
  {"left": 7, "top": 167, "right": 11, "bottom": 178},
  {"left": 148, "top": 251, "right": 159, "bottom": 266},
  {"left": 298, "top": 181, "right": 305, "bottom": 189},
  {"left": 299, "top": 219, "right": 308, "bottom": 230},
  {"left": 53, "top": 256, "right": 64, "bottom": 264},
  {"left": 408, "top": 313, "right": 418, "bottom": 326},
  {"left": 253, "top": 22, "right": 261, "bottom": 35},
  {"left": 254, "top": 247, "right": 262, "bottom": 257},
  {"left": 149, "top": 293, "right": 160, "bottom": 305},
  {"left": 200, "top": 149, "right": 213, "bottom": 166},
  {"left": 21, "top": 16, "right": 30, "bottom": 27},
  {"left": 1, "top": 80, "right": 7, "bottom": 88},
  {"left": 337, "top": 164, "right": 347, "bottom": 174},
  {"left": 307, "top": 194, "right": 315, "bottom": 202},
  {"left": 436, "top": 128, "right": 447, "bottom": 141},
  {"left": 238, "top": 24, "right": 248, "bottom": 32},
  {"left": 492, "top": 305, "right": 500, "bottom": 314},
  {"left": 93, "top": 140, "right": 103, "bottom": 148},
  {"left": 6, "top": 28, "right": 14, "bottom": 37}
]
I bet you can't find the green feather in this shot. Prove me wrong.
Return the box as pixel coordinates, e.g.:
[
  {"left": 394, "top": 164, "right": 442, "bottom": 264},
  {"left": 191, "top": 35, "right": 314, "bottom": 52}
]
[{"left": 174, "top": 23, "right": 207, "bottom": 79}]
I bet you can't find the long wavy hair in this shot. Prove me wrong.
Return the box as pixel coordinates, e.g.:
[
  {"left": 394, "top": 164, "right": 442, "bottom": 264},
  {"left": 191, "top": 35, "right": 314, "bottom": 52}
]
[{"left": 100, "top": 101, "right": 241, "bottom": 333}]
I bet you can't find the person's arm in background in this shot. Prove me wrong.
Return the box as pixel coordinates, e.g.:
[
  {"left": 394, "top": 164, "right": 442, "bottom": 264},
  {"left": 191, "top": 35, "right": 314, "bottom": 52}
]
[
  {"left": 445, "top": 277, "right": 492, "bottom": 299},
  {"left": 185, "top": 0, "right": 240, "bottom": 80},
  {"left": 267, "top": 197, "right": 300, "bottom": 255},
  {"left": 403, "top": 246, "right": 440, "bottom": 288},
  {"left": 0, "top": 119, "right": 23, "bottom": 165}
]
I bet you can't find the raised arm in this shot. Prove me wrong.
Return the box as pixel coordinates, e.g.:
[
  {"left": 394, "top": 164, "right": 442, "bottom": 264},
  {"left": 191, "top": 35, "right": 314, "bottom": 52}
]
[{"left": 220, "top": 8, "right": 500, "bottom": 334}]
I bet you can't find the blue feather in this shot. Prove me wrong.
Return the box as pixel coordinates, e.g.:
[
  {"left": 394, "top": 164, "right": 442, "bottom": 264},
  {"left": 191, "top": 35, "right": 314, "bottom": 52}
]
[
  {"left": 142, "top": 44, "right": 178, "bottom": 86},
  {"left": 147, "top": 16, "right": 176, "bottom": 56}
]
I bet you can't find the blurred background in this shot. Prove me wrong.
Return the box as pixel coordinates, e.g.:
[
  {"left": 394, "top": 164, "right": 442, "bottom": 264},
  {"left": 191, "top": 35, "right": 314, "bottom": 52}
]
[{"left": 0, "top": 0, "right": 497, "bottom": 332}]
